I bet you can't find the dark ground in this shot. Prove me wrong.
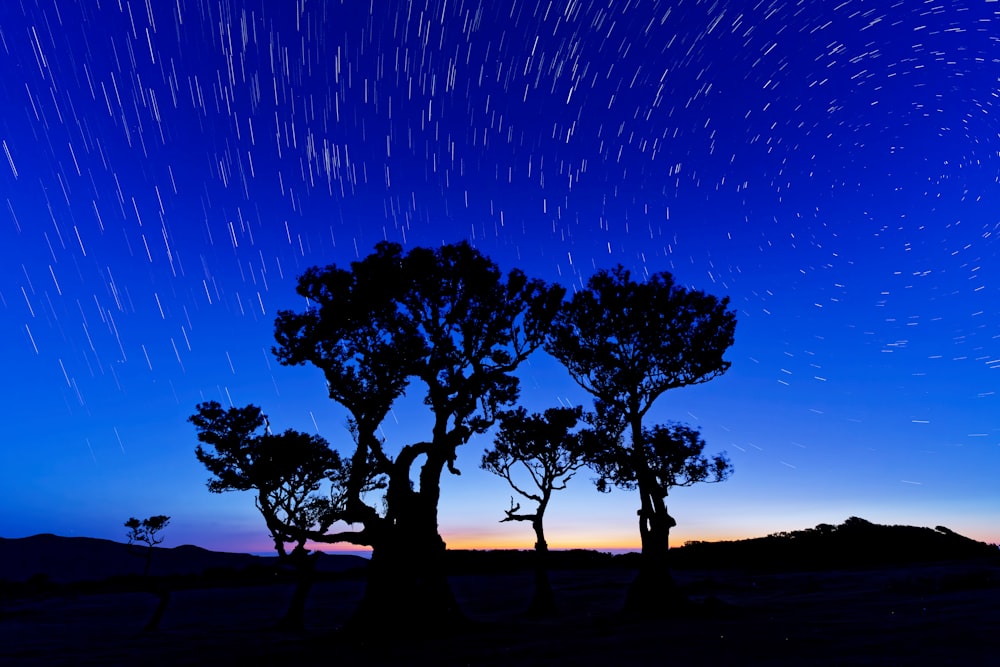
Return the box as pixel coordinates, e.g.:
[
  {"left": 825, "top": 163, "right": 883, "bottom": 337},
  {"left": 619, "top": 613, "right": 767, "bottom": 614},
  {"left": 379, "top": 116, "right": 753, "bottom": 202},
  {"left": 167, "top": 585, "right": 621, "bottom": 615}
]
[{"left": 3, "top": 560, "right": 999, "bottom": 666}]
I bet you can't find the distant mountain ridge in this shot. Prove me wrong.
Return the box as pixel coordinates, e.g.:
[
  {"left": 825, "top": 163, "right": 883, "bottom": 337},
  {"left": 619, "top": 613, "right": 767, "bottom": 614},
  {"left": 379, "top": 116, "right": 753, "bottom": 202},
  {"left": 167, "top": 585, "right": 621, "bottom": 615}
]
[
  {"left": 2, "top": 518, "right": 995, "bottom": 584},
  {"left": 447, "top": 518, "right": 998, "bottom": 573},
  {"left": 671, "top": 517, "right": 999, "bottom": 571},
  {"left": 0, "top": 533, "right": 366, "bottom": 584}
]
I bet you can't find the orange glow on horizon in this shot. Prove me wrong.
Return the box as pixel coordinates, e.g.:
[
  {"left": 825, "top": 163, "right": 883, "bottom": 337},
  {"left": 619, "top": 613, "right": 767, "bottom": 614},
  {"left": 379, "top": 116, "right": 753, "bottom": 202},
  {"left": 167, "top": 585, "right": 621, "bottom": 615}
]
[
  {"left": 221, "top": 522, "right": 1000, "bottom": 555},
  {"left": 314, "top": 530, "right": 764, "bottom": 554},
  {"left": 442, "top": 535, "right": 630, "bottom": 552},
  {"left": 439, "top": 524, "right": 770, "bottom": 551}
]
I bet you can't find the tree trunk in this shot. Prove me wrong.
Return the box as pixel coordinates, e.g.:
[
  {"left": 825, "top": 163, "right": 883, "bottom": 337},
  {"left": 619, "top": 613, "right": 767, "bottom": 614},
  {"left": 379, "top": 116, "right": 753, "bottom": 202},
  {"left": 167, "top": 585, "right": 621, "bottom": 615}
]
[
  {"left": 143, "top": 587, "right": 171, "bottom": 632},
  {"left": 529, "top": 519, "right": 555, "bottom": 616},
  {"left": 350, "top": 516, "right": 461, "bottom": 637},
  {"left": 623, "top": 413, "right": 684, "bottom": 616},
  {"left": 624, "top": 494, "right": 680, "bottom": 616},
  {"left": 277, "top": 551, "right": 318, "bottom": 631},
  {"left": 140, "top": 546, "right": 169, "bottom": 632},
  {"left": 348, "top": 455, "right": 463, "bottom": 637}
]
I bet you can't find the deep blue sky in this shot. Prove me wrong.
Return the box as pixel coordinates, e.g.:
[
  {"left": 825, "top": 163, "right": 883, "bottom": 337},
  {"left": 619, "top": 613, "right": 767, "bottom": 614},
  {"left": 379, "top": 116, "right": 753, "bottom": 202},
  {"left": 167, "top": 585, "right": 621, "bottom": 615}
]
[{"left": 2, "top": 0, "right": 999, "bottom": 553}]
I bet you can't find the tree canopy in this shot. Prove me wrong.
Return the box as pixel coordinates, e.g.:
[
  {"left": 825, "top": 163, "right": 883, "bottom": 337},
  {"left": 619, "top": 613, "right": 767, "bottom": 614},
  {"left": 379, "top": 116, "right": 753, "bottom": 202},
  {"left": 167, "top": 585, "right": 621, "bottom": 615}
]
[
  {"left": 190, "top": 401, "right": 365, "bottom": 629},
  {"left": 591, "top": 422, "right": 732, "bottom": 495},
  {"left": 271, "top": 240, "right": 565, "bottom": 630},
  {"left": 125, "top": 515, "right": 170, "bottom": 547},
  {"left": 483, "top": 406, "right": 593, "bottom": 523},
  {"left": 546, "top": 265, "right": 735, "bottom": 426},
  {"left": 190, "top": 401, "right": 358, "bottom": 555}
]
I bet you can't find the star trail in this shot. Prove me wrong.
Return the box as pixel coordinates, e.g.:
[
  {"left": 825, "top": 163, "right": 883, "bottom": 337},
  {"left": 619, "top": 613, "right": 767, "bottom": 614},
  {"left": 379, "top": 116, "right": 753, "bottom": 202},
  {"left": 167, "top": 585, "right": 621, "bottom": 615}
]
[{"left": 2, "top": 0, "right": 999, "bottom": 551}]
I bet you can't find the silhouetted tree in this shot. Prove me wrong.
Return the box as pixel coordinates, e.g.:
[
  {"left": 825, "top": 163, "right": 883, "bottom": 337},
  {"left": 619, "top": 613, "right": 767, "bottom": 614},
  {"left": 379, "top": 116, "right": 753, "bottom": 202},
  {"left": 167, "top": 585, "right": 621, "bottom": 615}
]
[
  {"left": 125, "top": 515, "right": 171, "bottom": 577},
  {"left": 125, "top": 514, "right": 171, "bottom": 630},
  {"left": 546, "top": 265, "right": 736, "bottom": 615},
  {"left": 190, "top": 401, "right": 359, "bottom": 630},
  {"left": 273, "top": 241, "right": 564, "bottom": 633},
  {"left": 481, "top": 406, "right": 594, "bottom": 615}
]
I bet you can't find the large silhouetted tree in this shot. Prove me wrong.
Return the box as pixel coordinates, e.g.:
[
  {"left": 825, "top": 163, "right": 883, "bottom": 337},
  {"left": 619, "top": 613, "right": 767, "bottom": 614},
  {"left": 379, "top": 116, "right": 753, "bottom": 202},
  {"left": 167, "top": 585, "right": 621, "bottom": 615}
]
[
  {"left": 272, "top": 240, "right": 564, "bottom": 632},
  {"left": 546, "top": 265, "right": 736, "bottom": 615},
  {"left": 482, "top": 405, "right": 593, "bottom": 615},
  {"left": 190, "top": 401, "right": 357, "bottom": 630}
]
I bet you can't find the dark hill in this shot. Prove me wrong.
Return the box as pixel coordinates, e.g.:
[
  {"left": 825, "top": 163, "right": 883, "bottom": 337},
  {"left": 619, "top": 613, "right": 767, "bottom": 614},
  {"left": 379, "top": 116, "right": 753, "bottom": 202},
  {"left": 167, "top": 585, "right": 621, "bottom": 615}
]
[
  {"left": 0, "top": 534, "right": 367, "bottom": 584},
  {"left": 670, "top": 517, "right": 999, "bottom": 571},
  {"left": 3, "top": 518, "right": 994, "bottom": 585},
  {"left": 445, "top": 518, "right": 998, "bottom": 574}
]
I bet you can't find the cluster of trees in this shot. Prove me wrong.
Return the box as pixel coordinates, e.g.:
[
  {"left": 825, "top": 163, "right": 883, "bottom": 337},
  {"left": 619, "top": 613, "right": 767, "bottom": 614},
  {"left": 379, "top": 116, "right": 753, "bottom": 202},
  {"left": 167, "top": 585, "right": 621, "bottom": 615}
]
[{"left": 189, "top": 241, "right": 736, "bottom": 631}]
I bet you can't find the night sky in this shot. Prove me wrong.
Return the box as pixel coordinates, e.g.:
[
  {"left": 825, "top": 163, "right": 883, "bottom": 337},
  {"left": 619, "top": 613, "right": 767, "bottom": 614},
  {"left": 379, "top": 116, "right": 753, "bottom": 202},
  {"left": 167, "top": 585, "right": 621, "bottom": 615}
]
[{"left": 3, "top": 0, "right": 999, "bottom": 554}]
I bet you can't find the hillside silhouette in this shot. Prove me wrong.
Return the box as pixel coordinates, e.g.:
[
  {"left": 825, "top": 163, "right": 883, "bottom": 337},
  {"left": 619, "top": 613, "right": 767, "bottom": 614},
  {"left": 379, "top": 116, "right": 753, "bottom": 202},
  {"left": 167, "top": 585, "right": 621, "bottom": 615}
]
[
  {"left": 0, "top": 534, "right": 366, "bottom": 586},
  {"left": 441, "top": 518, "right": 997, "bottom": 574},
  {"left": 670, "top": 517, "right": 998, "bottom": 571},
  {"left": 2, "top": 518, "right": 995, "bottom": 587},
  {"left": 3, "top": 520, "right": 999, "bottom": 665}
]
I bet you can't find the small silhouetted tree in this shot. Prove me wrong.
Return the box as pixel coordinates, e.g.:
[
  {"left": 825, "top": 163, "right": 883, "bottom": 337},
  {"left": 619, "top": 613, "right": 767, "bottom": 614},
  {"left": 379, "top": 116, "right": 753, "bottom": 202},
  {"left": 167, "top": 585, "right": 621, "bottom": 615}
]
[
  {"left": 482, "top": 406, "right": 593, "bottom": 615},
  {"left": 190, "top": 401, "right": 359, "bottom": 630},
  {"left": 546, "top": 265, "right": 736, "bottom": 615},
  {"left": 273, "top": 241, "right": 564, "bottom": 633},
  {"left": 125, "top": 515, "right": 171, "bottom": 577},
  {"left": 125, "top": 515, "right": 171, "bottom": 631}
]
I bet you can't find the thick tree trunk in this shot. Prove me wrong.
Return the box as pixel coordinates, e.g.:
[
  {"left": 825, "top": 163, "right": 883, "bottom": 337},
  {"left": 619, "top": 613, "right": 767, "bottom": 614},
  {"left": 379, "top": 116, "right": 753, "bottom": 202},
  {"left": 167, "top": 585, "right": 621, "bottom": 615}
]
[
  {"left": 624, "top": 495, "right": 680, "bottom": 616},
  {"left": 276, "top": 551, "right": 318, "bottom": 631},
  {"left": 350, "top": 517, "right": 461, "bottom": 636},
  {"left": 529, "top": 520, "right": 555, "bottom": 616},
  {"left": 623, "top": 413, "right": 684, "bottom": 616},
  {"left": 348, "top": 454, "right": 463, "bottom": 637}
]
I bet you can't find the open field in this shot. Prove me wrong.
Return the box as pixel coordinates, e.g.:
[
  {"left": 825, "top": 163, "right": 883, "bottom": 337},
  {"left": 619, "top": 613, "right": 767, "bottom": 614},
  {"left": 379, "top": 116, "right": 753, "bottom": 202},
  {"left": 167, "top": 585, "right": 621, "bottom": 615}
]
[{"left": 3, "top": 561, "right": 999, "bottom": 666}]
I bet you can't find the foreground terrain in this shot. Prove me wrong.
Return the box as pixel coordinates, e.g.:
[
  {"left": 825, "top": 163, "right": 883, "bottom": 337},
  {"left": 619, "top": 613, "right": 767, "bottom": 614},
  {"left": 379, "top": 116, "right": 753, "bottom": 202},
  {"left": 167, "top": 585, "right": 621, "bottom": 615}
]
[{"left": 3, "top": 560, "right": 999, "bottom": 665}]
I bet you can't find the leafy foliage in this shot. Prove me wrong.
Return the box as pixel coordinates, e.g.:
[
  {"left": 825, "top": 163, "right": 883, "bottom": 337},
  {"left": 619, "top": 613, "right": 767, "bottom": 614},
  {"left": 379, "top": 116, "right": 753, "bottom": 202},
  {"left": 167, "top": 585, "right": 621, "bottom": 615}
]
[
  {"left": 190, "top": 401, "right": 364, "bottom": 555},
  {"left": 482, "top": 406, "right": 593, "bottom": 518},
  {"left": 271, "top": 241, "right": 565, "bottom": 627},
  {"left": 272, "top": 242, "right": 417, "bottom": 445},
  {"left": 546, "top": 265, "right": 735, "bottom": 428},
  {"left": 125, "top": 515, "right": 170, "bottom": 549},
  {"left": 271, "top": 241, "right": 564, "bottom": 544},
  {"left": 591, "top": 422, "right": 732, "bottom": 495},
  {"left": 125, "top": 514, "right": 171, "bottom": 578}
]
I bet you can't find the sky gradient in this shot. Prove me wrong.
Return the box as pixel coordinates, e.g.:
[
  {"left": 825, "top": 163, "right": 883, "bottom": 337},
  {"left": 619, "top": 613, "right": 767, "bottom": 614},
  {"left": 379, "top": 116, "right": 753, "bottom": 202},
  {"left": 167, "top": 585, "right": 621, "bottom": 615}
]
[{"left": 2, "top": 0, "right": 999, "bottom": 554}]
